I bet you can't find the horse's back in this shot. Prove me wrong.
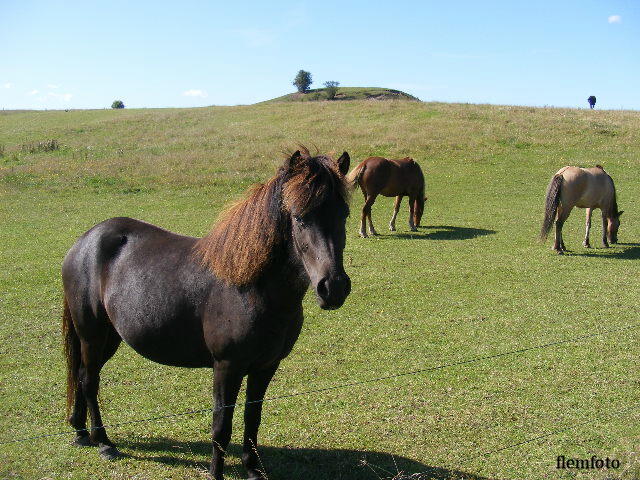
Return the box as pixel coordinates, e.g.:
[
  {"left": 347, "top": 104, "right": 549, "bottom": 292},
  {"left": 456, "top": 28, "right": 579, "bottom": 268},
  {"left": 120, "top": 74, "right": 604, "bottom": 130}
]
[
  {"left": 361, "top": 156, "right": 423, "bottom": 197},
  {"left": 63, "top": 217, "right": 215, "bottom": 367},
  {"left": 555, "top": 166, "right": 614, "bottom": 209}
]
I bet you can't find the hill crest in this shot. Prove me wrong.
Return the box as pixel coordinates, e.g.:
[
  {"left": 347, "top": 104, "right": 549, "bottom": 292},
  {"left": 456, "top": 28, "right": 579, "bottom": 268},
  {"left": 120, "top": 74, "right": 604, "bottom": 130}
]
[{"left": 262, "top": 87, "right": 420, "bottom": 103}]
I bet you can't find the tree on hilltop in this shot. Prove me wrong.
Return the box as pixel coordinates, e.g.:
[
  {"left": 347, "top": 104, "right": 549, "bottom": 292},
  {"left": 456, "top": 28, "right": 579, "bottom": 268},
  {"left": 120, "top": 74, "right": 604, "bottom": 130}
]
[
  {"left": 293, "top": 70, "right": 312, "bottom": 93},
  {"left": 324, "top": 81, "right": 340, "bottom": 100},
  {"left": 111, "top": 100, "right": 125, "bottom": 109}
]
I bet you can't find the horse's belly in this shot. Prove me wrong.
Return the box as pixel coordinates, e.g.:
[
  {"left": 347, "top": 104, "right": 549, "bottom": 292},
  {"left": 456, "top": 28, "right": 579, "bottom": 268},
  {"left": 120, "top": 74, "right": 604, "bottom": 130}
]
[
  {"left": 105, "top": 290, "right": 213, "bottom": 368},
  {"left": 380, "top": 186, "right": 401, "bottom": 197}
]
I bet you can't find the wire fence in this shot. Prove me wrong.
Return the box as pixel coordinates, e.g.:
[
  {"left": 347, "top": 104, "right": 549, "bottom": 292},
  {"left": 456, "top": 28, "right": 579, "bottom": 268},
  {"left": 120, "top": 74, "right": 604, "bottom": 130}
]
[{"left": 0, "top": 322, "right": 637, "bottom": 448}]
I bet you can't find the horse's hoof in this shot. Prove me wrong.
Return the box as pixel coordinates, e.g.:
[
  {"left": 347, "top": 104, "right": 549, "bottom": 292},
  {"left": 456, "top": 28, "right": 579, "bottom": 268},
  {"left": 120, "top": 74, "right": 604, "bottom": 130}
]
[
  {"left": 583, "top": 243, "right": 591, "bottom": 248},
  {"left": 389, "top": 226, "right": 396, "bottom": 232},
  {"left": 98, "top": 445, "right": 121, "bottom": 460},
  {"left": 359, "top": 232, "right": 368, "bottom": 238},
  {"left": 72, "top": 435, "right": 93, "bottom": 447}
]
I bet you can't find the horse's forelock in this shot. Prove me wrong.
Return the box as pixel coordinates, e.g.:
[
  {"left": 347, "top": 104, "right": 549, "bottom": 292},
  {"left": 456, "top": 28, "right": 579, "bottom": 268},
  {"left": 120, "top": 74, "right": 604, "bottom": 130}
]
[{"left": 283, "top": 155, "right": 348, "bottom": 216}]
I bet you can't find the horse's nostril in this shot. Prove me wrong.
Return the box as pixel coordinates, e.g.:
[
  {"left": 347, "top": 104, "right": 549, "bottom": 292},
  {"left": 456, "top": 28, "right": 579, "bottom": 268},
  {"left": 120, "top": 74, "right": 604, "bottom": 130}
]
[{"left": 316, "top": 278, "right": 330, "bottom": 299}]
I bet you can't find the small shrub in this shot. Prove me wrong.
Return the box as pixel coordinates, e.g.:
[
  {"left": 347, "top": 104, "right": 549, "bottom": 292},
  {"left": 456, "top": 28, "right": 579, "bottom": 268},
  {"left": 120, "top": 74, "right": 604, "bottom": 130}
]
[
  {"left": 324, "top": 81, "right": 340, "bottom": 100},
  {"left": 111, "top": 100, "right": 125, "bottom": 109}
]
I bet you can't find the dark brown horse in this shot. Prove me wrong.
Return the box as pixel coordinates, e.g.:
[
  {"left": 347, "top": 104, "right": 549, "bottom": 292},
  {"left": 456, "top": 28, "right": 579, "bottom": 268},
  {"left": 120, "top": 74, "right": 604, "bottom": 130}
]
[
  {"left": 346, "top": 156, "right": 426, "bottom": 237},
  {"left": 61, "top": 148, "right": 351, "bottom": 480},
  {"left": 540, "top": 165, "right": 622, "bottom": 253}
]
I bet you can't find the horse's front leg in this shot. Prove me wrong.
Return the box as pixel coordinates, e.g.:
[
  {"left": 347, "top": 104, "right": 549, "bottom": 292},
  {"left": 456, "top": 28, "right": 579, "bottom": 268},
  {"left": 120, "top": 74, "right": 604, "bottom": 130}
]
[
  {"left": 583, "top": 208, "right": 592, "bottom": 248},
  {"left": 242, "top": 364, "right": 279, "bottom": 480},
  {"left": 211, "top": 361, "right": 244, "bottom": 480},
  {"left": 601, "top": 211, "right": 610, "bottom": 248},
  {"left": 408, "top": 196, "right": 417, "bottom": 232}
]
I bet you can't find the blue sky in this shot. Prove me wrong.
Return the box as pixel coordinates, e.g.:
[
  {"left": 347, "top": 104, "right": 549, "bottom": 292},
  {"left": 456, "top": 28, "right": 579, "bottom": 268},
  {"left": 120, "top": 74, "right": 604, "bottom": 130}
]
[{"left": 1, "top": 0, "right": 638, "bottom": 110}]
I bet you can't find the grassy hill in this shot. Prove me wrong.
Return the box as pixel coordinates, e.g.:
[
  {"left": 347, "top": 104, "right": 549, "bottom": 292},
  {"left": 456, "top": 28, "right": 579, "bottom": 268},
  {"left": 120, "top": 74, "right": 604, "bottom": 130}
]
[
  {"left": 1, "top": 101, "right": 639, "bottom": 480},
  {"left": 263, "top": 86, "right": 420, "bottom": 103}
]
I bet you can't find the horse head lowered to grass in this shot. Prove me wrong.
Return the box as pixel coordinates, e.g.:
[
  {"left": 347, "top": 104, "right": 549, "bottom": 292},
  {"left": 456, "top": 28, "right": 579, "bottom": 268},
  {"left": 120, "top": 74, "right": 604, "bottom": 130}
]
[{"left": 61, "top": 147, "right": 351, "bottom": 480}]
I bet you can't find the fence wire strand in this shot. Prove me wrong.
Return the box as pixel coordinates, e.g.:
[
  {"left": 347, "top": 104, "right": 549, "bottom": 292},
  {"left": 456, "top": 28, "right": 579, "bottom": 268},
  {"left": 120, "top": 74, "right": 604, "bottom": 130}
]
[{"left": 0, "top": 322, "right": 637, "bottom": 447}]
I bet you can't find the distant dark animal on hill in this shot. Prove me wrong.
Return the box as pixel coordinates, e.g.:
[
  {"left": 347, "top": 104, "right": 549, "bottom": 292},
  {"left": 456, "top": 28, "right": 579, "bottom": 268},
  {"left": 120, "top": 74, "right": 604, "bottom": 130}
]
[
  {"left": 346, "top": 156, "right": 426, "bottom": 237},
  {"left": 540, "top": 165, "right": 622, "bottom": 254},
  {"left": 61, "top": 147, "right": 352, "bottom": 479},
  {"left": 588, "top": 96, "right": 596, "bottom": 109}
]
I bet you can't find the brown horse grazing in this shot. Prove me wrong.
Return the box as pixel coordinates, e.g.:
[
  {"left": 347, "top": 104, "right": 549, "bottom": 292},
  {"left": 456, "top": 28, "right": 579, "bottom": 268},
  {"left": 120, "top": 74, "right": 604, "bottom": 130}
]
[
  {"left": 540, "top": 165, "right": 623, "bottom": 254},
  {"left": 345, "top": 156, "right": 426, "bottom": 237},
  {"left": 61, "top": 148, "right": 351, "bottom": 480}
]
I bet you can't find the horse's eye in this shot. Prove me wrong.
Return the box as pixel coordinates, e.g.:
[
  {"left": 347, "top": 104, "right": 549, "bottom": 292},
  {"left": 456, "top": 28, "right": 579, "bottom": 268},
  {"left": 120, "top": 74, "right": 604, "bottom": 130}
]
[{"left": 294, "top": 215, "right": 305, "bottom": 227}]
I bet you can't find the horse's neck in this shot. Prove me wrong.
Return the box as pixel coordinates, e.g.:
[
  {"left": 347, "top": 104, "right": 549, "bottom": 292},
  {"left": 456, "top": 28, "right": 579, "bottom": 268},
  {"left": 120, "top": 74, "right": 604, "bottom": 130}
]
[{"left": 256, "top": 241, "right": 310, "bottom": 307}]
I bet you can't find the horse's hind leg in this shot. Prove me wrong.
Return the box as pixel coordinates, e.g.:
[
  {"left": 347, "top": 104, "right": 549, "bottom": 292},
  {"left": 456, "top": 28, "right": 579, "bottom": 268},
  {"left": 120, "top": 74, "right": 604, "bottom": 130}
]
[
  {"left": 70, "top": 302, "right": 121, "bottom": 459},
  {"left": 554, "top": 205, "right": 570, "bottom": 253},
  {"left": 360, "top": 194, "right": 378, "bottom": 237},
  {"left": 583, "top": 208, "right": 592, "bottom": 248},
  {"left": 389, "top": 196, "right": 402, "bottom": 231},
  {"left": 81, "top": 324, "right": 121, "bottom": 459}
]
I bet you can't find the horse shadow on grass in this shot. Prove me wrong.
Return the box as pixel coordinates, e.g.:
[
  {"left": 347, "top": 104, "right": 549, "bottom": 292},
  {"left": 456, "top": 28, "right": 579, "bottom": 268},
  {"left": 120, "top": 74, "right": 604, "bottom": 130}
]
[
  {"left": 120, "top": 437, "right": 489, "bottom": 480},
  {"left": 564, "top": 242, "right": 640, "bottom": 260},
  {"left": 376, "top": 225, "right": 496, "bottom": 241}
]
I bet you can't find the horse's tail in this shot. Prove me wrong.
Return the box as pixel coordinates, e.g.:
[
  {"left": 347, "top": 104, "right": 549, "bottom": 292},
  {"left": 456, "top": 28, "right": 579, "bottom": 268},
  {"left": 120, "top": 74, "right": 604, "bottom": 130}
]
[
  {"left": 540, "top": 174, "right": 563, "bottom": 241},
  {"left": 62, "top": 295, "right": 80, "bottom": 420},
  {"left": 345, "top": 162, "right": 365, "bottom": 190}
]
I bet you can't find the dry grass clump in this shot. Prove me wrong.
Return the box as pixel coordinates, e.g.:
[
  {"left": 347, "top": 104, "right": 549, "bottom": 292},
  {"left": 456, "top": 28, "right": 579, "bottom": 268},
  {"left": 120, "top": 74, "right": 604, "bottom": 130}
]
[{"left": 20, "top": 139, "right": 59, "bottom": 153}]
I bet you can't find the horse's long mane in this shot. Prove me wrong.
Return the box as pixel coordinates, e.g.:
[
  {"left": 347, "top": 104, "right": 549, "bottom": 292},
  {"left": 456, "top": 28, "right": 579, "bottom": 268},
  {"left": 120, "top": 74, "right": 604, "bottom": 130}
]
[
  {"left": 610, "top": 187, "right": 619, "bottom": 217},
  {"left": 194, "top": 147, "right": 348, "bottom": 286},
  {"left": 596, "top": 165, "right": 620, "bottom": 217}
]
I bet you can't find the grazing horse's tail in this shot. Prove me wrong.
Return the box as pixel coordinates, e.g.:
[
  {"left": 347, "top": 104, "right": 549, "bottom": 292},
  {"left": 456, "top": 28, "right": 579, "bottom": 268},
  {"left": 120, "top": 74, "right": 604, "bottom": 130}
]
[
  {"left": 540, "top": 174, "right": 563, "bottom": 241},
  {"left": 345, "top": 162, "right": 365, "bottom": 190},
  {"left": 62, "top": 295, "right": 80, "bottom": 420}
]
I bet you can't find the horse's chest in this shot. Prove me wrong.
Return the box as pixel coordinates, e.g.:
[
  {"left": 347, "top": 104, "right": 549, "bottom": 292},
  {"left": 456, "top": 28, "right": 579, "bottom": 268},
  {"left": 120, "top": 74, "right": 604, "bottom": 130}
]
[{"left": 204, "top": 306, "right": 303, "bottom": 369}]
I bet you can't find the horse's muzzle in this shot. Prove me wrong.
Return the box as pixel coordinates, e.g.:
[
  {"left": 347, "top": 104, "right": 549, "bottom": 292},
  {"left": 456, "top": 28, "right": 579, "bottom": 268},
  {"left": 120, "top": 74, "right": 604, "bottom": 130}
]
[{"left": 316, "top": 273, "right": 351, "bottom": 310}]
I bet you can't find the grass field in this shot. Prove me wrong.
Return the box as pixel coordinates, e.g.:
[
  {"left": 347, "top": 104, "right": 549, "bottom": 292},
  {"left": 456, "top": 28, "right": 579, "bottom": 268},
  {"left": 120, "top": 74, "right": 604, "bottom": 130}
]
[{"left": 1, "top": 101, "right": 639, "bottom": 480}]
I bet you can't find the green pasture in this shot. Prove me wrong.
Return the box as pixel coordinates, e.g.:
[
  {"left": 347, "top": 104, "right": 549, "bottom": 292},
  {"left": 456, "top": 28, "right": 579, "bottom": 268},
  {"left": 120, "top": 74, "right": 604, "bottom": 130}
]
[{"left": 1, "top": 101, "right": 639, "bottom": 480}]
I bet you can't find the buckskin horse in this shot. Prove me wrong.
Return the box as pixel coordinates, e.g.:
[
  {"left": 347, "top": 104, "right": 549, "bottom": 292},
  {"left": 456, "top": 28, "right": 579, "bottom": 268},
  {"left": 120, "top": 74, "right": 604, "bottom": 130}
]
[
  {"left": 61, "top": 148, "right": 351, "bottom": 479},
  {"left": 540, "top": 165, "right": 622, "bottom": 254},
  {"left": 345, "top": 156, "right": 426, "bottom": 237}
]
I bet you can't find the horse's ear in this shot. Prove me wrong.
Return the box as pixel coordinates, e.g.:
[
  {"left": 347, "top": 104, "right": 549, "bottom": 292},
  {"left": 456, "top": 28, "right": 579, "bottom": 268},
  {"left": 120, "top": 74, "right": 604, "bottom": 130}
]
[
  {"left": 618, "top": 210, "right": 624, "bottom": 217},
  {"left": 284, "top": 150, "right": 303, "bottom": 172},
  {"left": 336, "top": 151, "right": 350, "bottom": 176}
]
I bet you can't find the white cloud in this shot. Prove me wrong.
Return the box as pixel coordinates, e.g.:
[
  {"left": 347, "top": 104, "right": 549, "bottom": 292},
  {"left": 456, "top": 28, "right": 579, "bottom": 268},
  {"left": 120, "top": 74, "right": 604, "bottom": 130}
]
[
  {"left": 48, "top": 92, "right": 73, "bottom": 101},
  {"left": 47, "top": 84, "right": 60, "bottom": 89},
  {"left": 2, "top": 82, "right": 11, "bottom": 89},
  {"left": 608, "top": 15, "right": 622, "bottom": 24},
  {"left": 28, "top": 89, "right": 39, "bottom": 95},
  {"left": 182, "top": 89, "right": 208, "bottom": 98}
]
